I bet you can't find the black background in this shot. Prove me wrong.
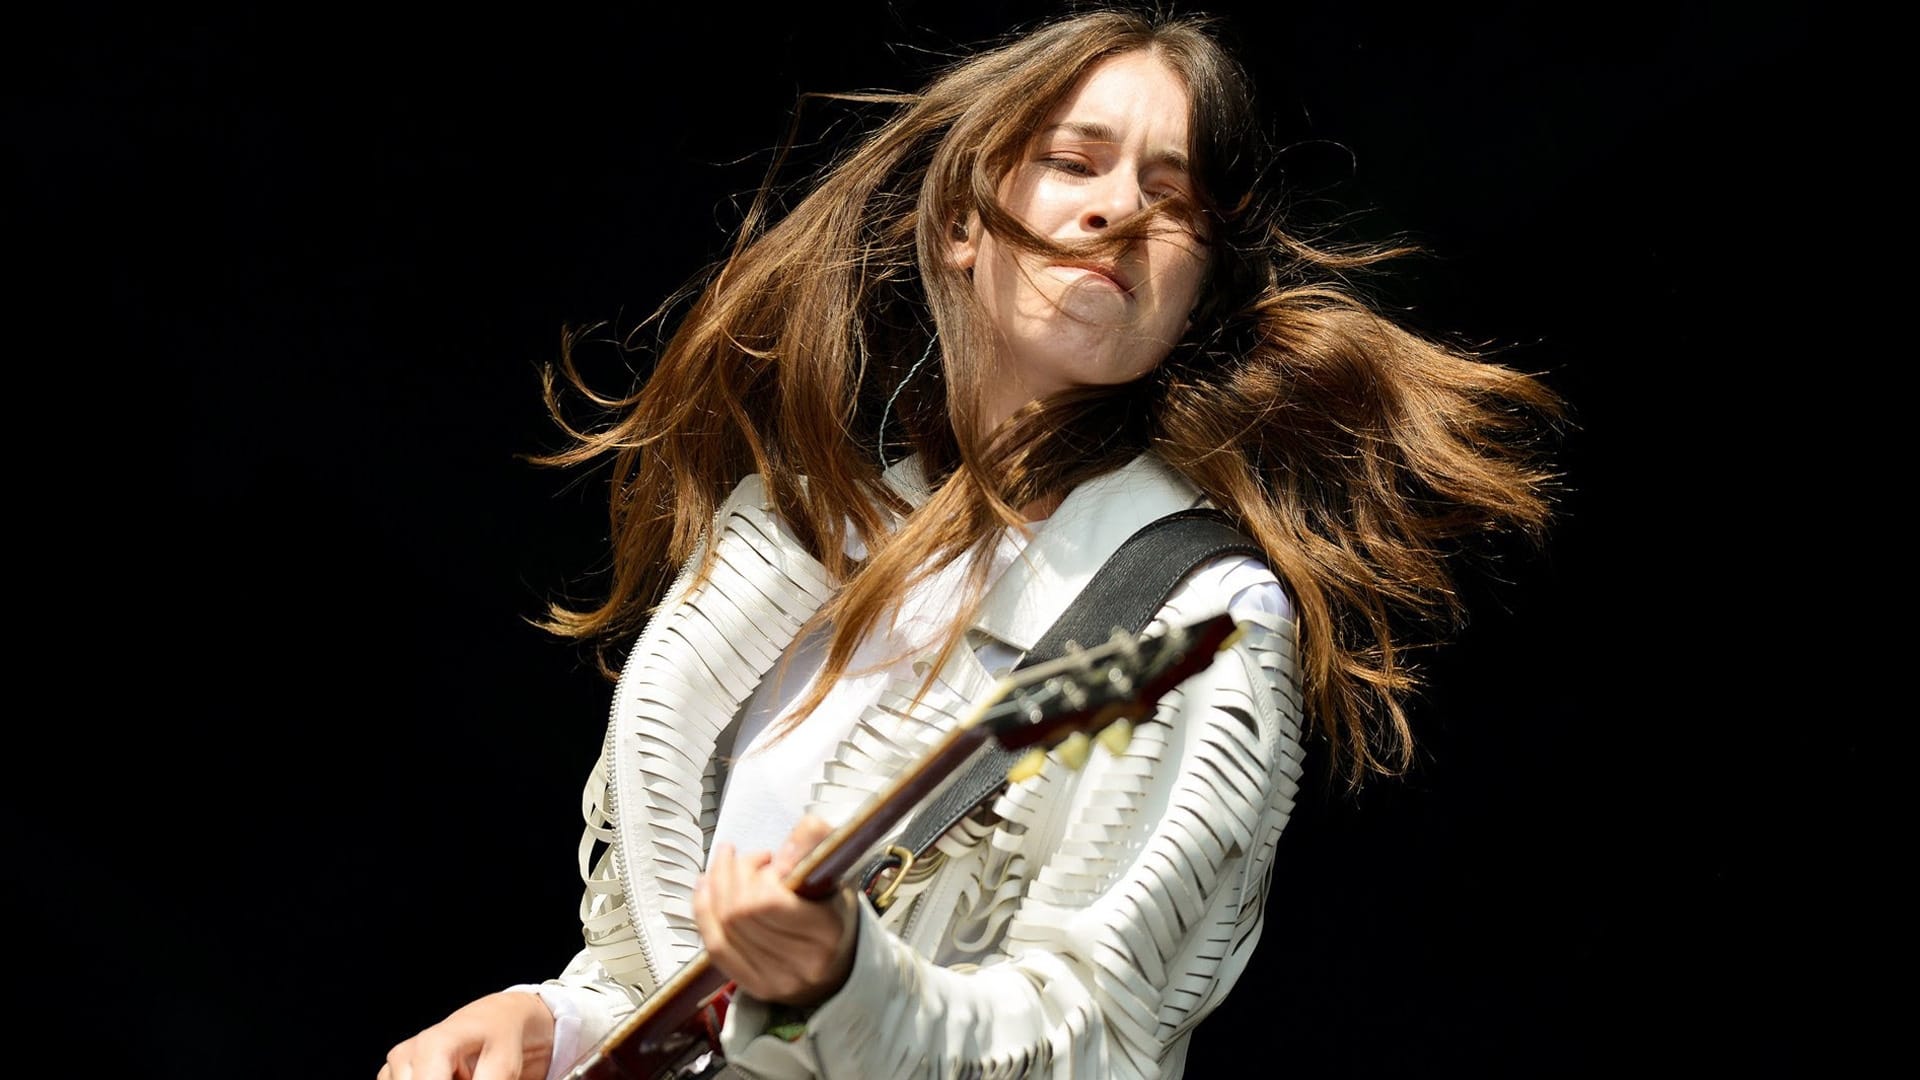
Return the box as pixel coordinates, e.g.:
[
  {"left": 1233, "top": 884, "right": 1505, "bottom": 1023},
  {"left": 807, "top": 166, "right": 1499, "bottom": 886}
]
[{"left": 11, "top": 2, "right": 1860, "bottom": 1077}]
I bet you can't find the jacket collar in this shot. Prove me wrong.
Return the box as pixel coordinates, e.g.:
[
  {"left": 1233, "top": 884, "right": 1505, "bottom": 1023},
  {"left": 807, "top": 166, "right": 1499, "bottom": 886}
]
[
  {"left": 974, "top": 451, "right": 1205, "bottom": 652},
  {"left": 884, "top": 452, "right": 1206, "bottom": 654}
]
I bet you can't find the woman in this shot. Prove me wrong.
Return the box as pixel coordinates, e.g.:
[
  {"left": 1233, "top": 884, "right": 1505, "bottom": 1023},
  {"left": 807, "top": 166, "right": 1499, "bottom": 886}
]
[{"left": 380, "top": 7, "right": 1561, "bottom": 1079}]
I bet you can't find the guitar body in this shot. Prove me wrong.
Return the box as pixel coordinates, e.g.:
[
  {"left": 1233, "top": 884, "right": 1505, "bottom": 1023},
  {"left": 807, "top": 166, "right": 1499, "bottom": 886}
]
[{"left": 561, "top": 954, "right": 734, "bottom": 1079}]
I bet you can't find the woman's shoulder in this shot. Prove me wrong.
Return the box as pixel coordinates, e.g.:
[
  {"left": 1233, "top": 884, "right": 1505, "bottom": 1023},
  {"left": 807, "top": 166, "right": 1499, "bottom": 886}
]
[{"left": 1166, "top": 552, "right": 1293, "bottom": 627}]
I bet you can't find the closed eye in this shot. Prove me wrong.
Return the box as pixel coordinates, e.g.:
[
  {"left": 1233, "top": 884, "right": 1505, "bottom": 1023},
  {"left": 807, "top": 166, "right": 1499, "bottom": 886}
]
[
  {"left": 1041, "top": 156, "right": 1095, "bottom": 176},
  {"left": 1042, "top": 157, "right": 1187, "bottom": 201}
]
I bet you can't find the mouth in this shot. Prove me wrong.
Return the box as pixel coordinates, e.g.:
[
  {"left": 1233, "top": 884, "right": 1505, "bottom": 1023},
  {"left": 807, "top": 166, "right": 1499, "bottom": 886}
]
[{"left": 1054, "top": 261, "right": 1131, "bottom": 295}]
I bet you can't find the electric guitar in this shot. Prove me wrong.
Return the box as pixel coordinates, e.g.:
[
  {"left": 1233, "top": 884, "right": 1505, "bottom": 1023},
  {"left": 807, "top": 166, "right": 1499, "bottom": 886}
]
[{"left": 559, "top": 611, "right": 1242, "bottom": 1080}]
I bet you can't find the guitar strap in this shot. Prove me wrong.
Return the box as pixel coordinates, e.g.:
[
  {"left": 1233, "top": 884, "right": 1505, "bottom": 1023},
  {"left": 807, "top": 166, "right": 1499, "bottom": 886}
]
[{"left": 858, "top": 507, "right": 1263, "bottom": 906}]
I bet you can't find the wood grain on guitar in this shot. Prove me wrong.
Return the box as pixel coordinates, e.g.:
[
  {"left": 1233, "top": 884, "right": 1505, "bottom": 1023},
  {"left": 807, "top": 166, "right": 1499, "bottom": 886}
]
[{"left": 560, "top": 613, "right": 1241, "bottom": 1080}]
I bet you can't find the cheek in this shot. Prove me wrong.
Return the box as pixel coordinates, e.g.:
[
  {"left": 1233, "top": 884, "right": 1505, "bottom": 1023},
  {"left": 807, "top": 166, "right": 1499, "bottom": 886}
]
[
  {"left": 971, "top": 233, "right": 1055, "bottom": 326},
  {"left": 1001, "top": 171, "right": 1072, "bottom": 232},
  {"left": 967, "top": 234, "right": 1016, "bottom": 319},
  {"left": 1152, "top": 251, "right": 1208, "bottom": 338}
]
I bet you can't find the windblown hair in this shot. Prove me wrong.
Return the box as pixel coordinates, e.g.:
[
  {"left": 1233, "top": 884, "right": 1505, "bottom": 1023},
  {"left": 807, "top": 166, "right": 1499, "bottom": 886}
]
[{"left": 529, "top": 6, "right": 1564, "bottom": 787}]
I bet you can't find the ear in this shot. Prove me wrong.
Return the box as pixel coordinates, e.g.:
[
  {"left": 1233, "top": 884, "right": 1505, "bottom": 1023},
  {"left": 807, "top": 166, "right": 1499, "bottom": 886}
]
[{"left": 948, "top": 212, "right": 981, "bottom": 272}]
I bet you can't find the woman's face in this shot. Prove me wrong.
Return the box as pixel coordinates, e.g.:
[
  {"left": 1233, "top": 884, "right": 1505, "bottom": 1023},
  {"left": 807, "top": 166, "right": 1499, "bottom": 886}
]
[{"left": 955, "top": 50, "right": 1208, "bottom": 430}]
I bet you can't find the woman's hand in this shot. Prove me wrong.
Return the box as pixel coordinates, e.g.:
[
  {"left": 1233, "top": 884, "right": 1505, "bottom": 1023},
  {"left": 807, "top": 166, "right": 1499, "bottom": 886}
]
[
  {"left": 378, "top": 990, "right": 555, "bottom": 1080},
  {"left": 694, "top": 813, "right": 860, "bottom": 1006}
]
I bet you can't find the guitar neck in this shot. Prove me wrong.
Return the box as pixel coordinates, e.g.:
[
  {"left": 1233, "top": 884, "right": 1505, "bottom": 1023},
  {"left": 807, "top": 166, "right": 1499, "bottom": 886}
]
[{"left": 783, "top": 721, "right": 993, "bottom": 898}]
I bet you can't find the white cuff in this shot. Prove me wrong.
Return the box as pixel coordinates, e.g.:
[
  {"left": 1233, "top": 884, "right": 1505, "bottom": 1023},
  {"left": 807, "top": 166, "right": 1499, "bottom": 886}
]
[{"left": 503, "top": 983, "right": 586, "bottom": 1080}]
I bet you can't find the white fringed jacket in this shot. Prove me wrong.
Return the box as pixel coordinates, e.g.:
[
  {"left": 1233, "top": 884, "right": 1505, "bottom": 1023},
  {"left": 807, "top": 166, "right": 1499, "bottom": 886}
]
[{"left": 521, "top": 452, "right": 1308, "bottom": 1079}]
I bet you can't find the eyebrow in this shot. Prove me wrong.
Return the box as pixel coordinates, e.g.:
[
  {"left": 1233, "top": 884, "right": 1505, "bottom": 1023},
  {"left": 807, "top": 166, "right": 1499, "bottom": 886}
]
[{"left": 1042, "top": 121, "right": 1190, "bottom": 174}]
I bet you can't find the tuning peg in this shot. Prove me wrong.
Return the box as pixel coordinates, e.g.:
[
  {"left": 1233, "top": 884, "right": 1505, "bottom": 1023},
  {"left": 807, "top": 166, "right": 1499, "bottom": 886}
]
[
  {"left": 1097, "top": 716, "right": 1132, "bottom": 757},
  {"left": 1163, "top": 623, "right": 1187, "bottom": 651},
  {"left": 1054, "top": 676, "right": 1089, "bottom": 711},
  {"left": 1006, "top": 747, "right": 1048, "bottom": 784},
  {"left": 1056, "top": 731, "right": 1091, "bottom": 770},
  {"left": 1012, "top": 689, "right": 1044, "bottom": 725}
]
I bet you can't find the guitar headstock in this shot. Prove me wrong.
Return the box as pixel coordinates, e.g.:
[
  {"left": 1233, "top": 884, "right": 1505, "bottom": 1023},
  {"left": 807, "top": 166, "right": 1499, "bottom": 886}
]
[{"left": 978, "top": 612, "right": 1241, "bottom": 781}]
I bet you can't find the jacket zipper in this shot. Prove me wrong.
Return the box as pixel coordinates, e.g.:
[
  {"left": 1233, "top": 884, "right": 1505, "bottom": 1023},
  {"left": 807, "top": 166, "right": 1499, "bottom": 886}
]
[{"left": 604, "top": 540, "right": 708, "bottom": 995}]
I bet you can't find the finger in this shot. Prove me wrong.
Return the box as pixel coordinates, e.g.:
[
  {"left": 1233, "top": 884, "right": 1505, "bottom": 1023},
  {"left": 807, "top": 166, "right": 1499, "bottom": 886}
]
[
  {"left": 715, "top": 848, "right": 767, "bottom": 947},
  {"left": 792, "top": 814, "right": 834, "bottom": 850},
  {"left": 405, "top": 1039, "right": 457, "bottom": 1080},
  {"left": 696, "top": 842, "right": 743, "bottom": 919},
  {"left": 472, "top": 1036, "right": 524, "bottom": 1080},
  {"left": 713, "top": 842, "right": 754, "bottom": 908},
  {"left": 698, "top": 845, "right": 745, "bottom": 955},
  {"left": 719, "top": 842, "right": 770, "bottom": 908},
  {"left": 705, "top": 849, "right": 790, "bottom": 990},
  {"left": 775, "top": 816, "right": 829, "bottom": 877},
  {"left": 771, "top": 837, "right": 801, "bottom": 879},
  {"left": 410, "top": 1053, "right": 454, "bottom": 1080},
  {"left": 735, "top": 892, "right": 845, "bottom": 955},
  {"left": 703, "top": 845, "right": 770, "bottom": 895}
]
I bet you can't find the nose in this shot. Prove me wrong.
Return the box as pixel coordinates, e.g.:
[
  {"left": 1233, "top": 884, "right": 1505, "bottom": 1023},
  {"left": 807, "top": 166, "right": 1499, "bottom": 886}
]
[{"left": 1080, "top": 174, "right": 1144, "bottom": 232}]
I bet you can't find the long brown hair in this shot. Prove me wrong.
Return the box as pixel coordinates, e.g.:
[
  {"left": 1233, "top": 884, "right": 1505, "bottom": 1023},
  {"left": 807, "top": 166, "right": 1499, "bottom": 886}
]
[{"left": 529, "top": 6, "right": 1564, "bottom": 787}]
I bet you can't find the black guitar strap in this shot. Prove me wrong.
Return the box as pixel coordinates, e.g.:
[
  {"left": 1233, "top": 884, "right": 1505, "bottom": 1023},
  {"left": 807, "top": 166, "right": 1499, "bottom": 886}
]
[{"left": 859, "top": 507, "right": 1263, "bottom": 906}]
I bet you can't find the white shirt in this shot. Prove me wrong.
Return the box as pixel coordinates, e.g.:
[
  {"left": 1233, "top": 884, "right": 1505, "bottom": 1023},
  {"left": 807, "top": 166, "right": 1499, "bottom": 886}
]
[{"left": 708, "top": 526, "right": 1286, "bottom": 857}]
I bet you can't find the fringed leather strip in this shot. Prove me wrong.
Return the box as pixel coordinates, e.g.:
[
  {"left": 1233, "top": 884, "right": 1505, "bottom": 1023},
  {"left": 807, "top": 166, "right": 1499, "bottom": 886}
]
[{"left": 583, "top": 479, "right": 836, "bottom": 991}]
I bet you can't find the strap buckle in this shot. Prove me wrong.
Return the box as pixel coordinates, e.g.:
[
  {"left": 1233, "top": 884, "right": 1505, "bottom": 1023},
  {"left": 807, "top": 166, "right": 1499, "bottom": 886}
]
[{"left": 860, "top": 844, "right": 917, "bottom": 911}]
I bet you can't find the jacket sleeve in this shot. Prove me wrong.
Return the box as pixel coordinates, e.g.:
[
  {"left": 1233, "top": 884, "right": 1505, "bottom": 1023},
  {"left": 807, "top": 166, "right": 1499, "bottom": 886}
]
[
  {"left": 503, "top": 948, "right": 641, "bottom": 1080},
  {"left": 720, "top": 560, "right": 1307, "bottom": 1079}
]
